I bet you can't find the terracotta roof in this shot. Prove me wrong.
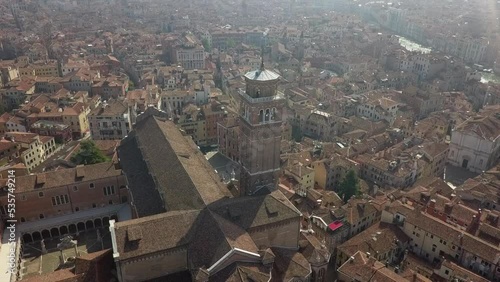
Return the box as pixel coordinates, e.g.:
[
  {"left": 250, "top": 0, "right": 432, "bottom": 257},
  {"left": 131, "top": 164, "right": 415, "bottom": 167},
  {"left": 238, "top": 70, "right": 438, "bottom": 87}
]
[
  {"left": 209, "top": 190, "right": 301, "bottom": 230},
  {"left": 118, "top": 116, "right": 231, "bottom": 217},
  {"left": 271, "top": 248, "right": 311, "bottom": 281},
  {"left": 455, "top": 115, "right": 500, "bottom": 141},
  {"left": 113, "top": 210, "right": 200, "bottom": 260},
  {"left": 89, "top": 100, "right": 127, "bottom": 116},
  {"left": 338, "top": 251, "right": 405, "bottom": 282},
  {"left": 209, "top": 262, "right": 272, "bottom": 282},
  {"left": 338, "top": 222, "right": 410, "bottom": 258},
  {"left": 15, "top": 162, "right": 122, "bottom": 193}
]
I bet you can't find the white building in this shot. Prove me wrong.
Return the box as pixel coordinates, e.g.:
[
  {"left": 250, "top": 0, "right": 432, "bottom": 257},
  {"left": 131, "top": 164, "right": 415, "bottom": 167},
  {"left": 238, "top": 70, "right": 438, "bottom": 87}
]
[
  {"left": 175, "top": 34, "right": 206, "bottom": 70},
  {"left": 88, "top": 100, "right": 131, "bottom": 140},
  {"left": 448, "top": 115, "right": 500, "bottom": 173},
  {"left": 356, "top": 97, "right": 401, "bottom": 125}
]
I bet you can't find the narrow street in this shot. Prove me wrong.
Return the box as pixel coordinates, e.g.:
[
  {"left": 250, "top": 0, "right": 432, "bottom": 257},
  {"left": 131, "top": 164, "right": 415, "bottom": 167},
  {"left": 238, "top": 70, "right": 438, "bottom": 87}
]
[{"left": 30, "top": 140, "right": 81, "bottom": 173}]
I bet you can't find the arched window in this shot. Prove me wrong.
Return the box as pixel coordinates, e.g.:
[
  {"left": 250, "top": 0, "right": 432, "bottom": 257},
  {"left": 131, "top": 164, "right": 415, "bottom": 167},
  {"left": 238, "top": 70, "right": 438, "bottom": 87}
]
[
  {"left": 259, "top": 110, "right": 264, "bottom": 123},
  {"left": 265, "top": 109, "right": 270, "bottom": 122},
  {"left": 318, "top": 268, "right": 325, "bottom": 282},
  {"left": 271, "top": 107, "right": 277, "bottom": 120},
  {"left": 256, "top": 88, "right": 261, "bottom": 97}
]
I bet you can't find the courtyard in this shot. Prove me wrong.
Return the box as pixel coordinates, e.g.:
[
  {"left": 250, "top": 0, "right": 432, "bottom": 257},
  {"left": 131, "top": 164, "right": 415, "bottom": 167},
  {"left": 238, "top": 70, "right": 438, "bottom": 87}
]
[{"left": 19, "top": 227, "right": 113, "bottom": 280}]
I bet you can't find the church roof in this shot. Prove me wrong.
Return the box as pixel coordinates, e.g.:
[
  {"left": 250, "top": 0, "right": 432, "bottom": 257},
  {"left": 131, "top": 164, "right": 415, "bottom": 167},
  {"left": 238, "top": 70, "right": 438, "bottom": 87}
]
[{"left": 118, "top": 115, "right": 232, "bottom": 217}]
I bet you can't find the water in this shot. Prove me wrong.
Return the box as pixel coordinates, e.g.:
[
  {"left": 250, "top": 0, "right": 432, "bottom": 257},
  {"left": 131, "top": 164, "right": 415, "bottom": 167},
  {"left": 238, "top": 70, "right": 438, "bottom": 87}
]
[
  {"left": 397, "top": 36, "right": 431, "bottom": 54},
  {"left": 397, "top": 36, "right": 500, "bottom": 84},
  {"left": 480, "top": 72, "right": 500, "bottom": 84}
]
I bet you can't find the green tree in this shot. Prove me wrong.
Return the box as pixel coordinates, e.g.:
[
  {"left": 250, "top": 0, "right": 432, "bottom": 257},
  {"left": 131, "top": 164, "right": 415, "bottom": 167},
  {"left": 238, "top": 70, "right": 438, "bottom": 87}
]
[
  {"left": 202, "top": 38, "right": 212, "bottom": 51},
  {"left": 71, "top": 140, "right": 110, "bottom": 165},
  {"left": 292, "top": 124, "right": 303, "bottom": 142},
  {"left": 226, "top": 39, "right": 236, "bottom": 49},
  {"left": 338, "top": 169, "right": 360, "bottom": 202},
  {"left": 128, "top": 80, "right": 135, "bottom": 91}
]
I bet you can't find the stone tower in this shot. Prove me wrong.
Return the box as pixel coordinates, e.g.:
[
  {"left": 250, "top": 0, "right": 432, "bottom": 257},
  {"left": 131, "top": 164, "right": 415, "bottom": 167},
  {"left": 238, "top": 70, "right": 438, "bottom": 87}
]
[{"left": 238, "top": 61, "right": 284, "bottom": 196}]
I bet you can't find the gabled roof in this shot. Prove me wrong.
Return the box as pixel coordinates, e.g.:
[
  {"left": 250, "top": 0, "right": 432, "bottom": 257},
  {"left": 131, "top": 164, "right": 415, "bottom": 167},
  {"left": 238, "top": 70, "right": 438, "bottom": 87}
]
[
  {"left": 118, "top": 116, "right": 232, "bottom": 216},
  {"left": 15, "top": 162, "right": 122, "bottom": 193},
  {"left": 208, "top": 190, "right": 301, "bottom": 230},
  {"left": 113, "top": 210, "right": 200, "bottom": 260}
]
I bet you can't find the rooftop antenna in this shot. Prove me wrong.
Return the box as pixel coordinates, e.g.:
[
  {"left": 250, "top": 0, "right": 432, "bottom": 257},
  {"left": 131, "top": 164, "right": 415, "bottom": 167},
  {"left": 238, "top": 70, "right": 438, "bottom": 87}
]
[{"left": 260, "top": 41, "right": 265, "bottom": 71}]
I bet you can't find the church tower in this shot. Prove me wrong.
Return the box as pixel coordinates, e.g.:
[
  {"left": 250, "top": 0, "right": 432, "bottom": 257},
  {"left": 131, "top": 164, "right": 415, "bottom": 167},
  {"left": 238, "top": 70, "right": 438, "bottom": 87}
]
[{"left": 238, "top": 60, "right": 284, "bottom": 196}]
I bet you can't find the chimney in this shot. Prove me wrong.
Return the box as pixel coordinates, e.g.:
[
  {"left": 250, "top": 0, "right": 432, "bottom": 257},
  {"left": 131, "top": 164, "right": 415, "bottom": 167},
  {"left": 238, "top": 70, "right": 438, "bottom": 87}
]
[{"left": 429, "top": 199, "right": 436, "bottom": 208}]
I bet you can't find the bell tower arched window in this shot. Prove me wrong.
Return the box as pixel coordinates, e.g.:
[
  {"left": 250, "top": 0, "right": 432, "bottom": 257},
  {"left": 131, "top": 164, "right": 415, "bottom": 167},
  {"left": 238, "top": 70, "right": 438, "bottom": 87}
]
[
  {"left": 259, "top": 109, "right": 264, "bottom": 123},
  {"left": 265, "top": 108, "right": 270, "bottom": 122},
  {"left": 271, "top": 107, "right": 277, "bottom": 120}
]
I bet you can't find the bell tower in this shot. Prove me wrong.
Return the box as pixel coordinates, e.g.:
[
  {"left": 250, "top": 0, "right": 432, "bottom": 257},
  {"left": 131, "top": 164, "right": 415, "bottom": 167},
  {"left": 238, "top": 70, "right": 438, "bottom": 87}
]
[{"left": 238, "top": 60, "right": 284, "bottom": 196}]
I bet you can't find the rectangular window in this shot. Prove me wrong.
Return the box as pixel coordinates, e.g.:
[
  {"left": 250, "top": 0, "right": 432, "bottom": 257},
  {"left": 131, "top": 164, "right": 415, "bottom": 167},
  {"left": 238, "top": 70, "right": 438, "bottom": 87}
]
[
  {"left": 104, "top": 185, "right": 116, "bottom": 196},
  {"left": 52, "top": 195, "right": 69, "bottom": 206}
]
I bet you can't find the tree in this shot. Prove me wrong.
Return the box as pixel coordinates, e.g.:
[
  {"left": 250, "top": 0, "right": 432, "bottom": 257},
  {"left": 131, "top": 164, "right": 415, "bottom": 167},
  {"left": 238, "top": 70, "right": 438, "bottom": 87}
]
[
  {"left": 202, "top": 38, "right": 212, "bottom": 51},
  {"left": 338, "top": 169, "right": 360, "bottom": 202},
  {"left": 128, "top": 80, "right": 135, "bottom": 91},
  {"left": 292, "top": 124, "right": 303, "bottom": 142},
  {"left": 71, "top": 140, "right": 110, "bottom": 165},
  {"left": 226, "top": 39, "right": 236, "bottom": 49}
]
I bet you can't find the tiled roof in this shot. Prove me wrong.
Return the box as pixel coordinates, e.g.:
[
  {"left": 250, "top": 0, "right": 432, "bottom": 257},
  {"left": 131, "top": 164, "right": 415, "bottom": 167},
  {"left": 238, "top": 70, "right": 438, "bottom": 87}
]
[
  {"left": 455, "top": 115, "right": 500, "bottom": 141},
  {"left": 118, "top": 116, "right": 231, "bottom": 216},
  {"left": 208, "top": 190, "right": 301, "bottom": 230},
  {"left": 338, "top": 222, "right": 410, "bottom": 258},
  {"left": 338, "top": 251, "right": 404, "bottom": 282},
  {"left": 113, "top": 210, "right": 200, "bottom": 260},
  {"left": 271, "top": 248, "right": 311, "bottom": 281},
  {"left": 209, "top": 262, "right": 272, "bottom": 282},
  {"left": 15, "top": 162, "right": 123, "bottom": 193}
]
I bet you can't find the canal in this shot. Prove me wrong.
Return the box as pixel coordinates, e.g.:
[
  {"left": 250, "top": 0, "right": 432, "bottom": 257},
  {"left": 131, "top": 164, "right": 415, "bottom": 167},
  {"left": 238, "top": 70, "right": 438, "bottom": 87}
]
[{"left": 396, "top": 36, "right": 500, "bottom": 84}]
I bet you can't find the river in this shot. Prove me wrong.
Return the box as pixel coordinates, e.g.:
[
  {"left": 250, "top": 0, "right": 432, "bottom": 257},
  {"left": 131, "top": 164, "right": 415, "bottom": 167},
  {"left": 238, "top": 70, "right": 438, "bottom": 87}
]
[{"left": 396, "top": 36, "right": 500, "bottom": 84}]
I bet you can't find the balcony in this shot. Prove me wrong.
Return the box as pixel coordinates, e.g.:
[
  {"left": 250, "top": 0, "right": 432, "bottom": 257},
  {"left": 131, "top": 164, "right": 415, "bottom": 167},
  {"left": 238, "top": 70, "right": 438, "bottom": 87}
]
[
  {"left": 393, "top": 218, "right": 405, "bottom": 227},
  {"left": 238, "top": 89, "right": 284, "bottom": 104}
]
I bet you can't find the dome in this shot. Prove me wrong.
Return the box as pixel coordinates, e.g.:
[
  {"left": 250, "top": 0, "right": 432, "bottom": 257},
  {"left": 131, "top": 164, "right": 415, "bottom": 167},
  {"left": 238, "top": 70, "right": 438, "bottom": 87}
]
[{"left": 244, "top": 68, "right": 280, "bottom": 81}]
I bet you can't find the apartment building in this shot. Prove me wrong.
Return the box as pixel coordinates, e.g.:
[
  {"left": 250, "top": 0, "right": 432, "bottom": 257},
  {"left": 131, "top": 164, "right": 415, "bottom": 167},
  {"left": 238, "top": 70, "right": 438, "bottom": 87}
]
[
  {"left": 283, "top": 161, "right": 315, "bottom": 196},
  {"left": 26, "top": 102, "right": 89, "bottom": 139},
  {"left": 336, "top": 222, "right": 410, "bottom": 268},
  {"left": 175, "top": 104, "right": 206, "bottom": 145},
  {"left": 173, "top": 33, "right": 205, "bottom": 70},
  {"left": 217, "top": 115, "right": 240, "bottom": 162},
  {"left": 91, "top": 77, "right": 128, "bottom": 100},
  {"left": 5, "top": 132, "right": 45, "bottom": 172},
  {"left": 383, "top": 202, "right": 500, "bottom": 281},
  {"left": 0, "top": 79, "right": 36, "bottom": 110},
  {"left": 0, "top": 140, "right": 20, "bottom": 167},
  {"left": 356, "top": 97, "right": 401, "bottom": 125},
  {"left": 29, "top": 120, "right": 73, "bottom": 143},
  {"left": 89, "top": 100, "right": 131, "bottom": 140},
  {"left": 313, "top": 154, "right": 359, "bottom": 191}
]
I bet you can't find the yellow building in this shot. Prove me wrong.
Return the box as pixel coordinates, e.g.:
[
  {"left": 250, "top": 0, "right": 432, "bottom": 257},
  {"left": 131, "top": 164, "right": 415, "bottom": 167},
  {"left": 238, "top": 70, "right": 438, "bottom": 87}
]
[
  {"left": 62, "top": 103, "right": 90, "bottom": 138},
  {"left": 176, "top": 104, "right": 207, "bottom": 145},
  {"left": 6, "top": 132, "right": 45, "bottom": 172},
  {"left": 33, "top": 60, "right": 60, "bottom": 77},
  {"left": 313, "top": 155, "right": 359, "bottom": 191},
  {"left": 284, "top": 161, "right": 315, "bottom": 196}
]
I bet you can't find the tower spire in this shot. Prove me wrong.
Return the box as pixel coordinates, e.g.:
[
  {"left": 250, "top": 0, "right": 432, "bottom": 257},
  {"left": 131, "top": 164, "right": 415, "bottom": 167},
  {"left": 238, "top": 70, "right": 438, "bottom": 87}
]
[{"left": 260, "top": 43, "right": 265, "bottom": 70}]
